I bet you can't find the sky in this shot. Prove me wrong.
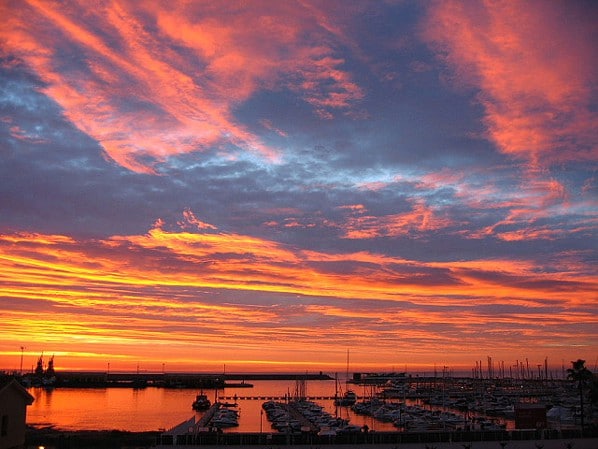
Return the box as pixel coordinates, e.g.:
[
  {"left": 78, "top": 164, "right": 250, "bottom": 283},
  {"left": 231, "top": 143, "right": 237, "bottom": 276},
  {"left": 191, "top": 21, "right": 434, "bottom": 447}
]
[{"left": 0, "top": 0, "right": 597, "bottom": 375}]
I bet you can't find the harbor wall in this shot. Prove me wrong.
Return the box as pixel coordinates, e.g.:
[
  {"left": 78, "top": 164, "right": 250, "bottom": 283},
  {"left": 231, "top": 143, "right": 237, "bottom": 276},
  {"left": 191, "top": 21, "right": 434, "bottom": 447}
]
[{"left": 23, "top": 371, "right": 332, "bottom": 388}]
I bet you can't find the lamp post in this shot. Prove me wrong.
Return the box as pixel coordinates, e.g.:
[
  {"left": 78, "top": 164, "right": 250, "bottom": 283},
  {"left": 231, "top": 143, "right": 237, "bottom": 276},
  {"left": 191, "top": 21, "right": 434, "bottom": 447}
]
[{"left": 20, "top": 346, "right": 25, "bottom": 374}]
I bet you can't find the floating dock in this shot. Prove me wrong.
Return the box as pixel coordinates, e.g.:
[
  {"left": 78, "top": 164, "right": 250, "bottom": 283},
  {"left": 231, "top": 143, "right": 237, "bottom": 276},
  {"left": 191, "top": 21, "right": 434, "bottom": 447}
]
[
  {"left": 196, "top": 403, "right": 221, "bottom": 428},
  {"left": 218, "top": 395, "right": 348, "bottom": 401}
]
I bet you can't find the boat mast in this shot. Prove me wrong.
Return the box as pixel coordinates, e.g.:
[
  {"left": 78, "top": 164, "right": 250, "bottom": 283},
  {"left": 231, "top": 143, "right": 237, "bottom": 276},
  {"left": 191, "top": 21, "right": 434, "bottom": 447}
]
[{"left": 345, "top": 349, "right": 350, "bottom": 385}]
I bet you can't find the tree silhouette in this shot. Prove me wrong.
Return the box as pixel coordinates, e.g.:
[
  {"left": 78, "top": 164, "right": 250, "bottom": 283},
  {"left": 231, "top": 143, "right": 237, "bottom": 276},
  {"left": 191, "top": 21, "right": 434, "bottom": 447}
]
[
  {"left": 566, "top": 359, "right": 592, "bottom": 432},
  {"left": 590, "top": 374, "right": 598, "bottom": 405}
]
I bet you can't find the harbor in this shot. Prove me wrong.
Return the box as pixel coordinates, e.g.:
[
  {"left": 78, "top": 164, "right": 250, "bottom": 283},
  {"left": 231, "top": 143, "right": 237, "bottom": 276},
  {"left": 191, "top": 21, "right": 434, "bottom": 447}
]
[
  {"left": 229, "top": 373, "right": 592, "bottom": 431},
  {"left": 16, "top": 373, "right": 597, "bottom": 448},
  {"left": 156, "top": 373, "right": 597, "bottom": 444},
  {"left": 23, "top": 374, "right": 597, "bottom": 427},
  {"left": 13, "top": 361, "right": 596, "bottom": 448}
]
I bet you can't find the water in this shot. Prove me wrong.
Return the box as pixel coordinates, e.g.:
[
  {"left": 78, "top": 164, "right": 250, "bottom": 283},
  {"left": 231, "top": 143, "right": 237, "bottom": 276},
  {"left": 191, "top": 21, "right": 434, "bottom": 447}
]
[{"left": 27, "top": 380, "right": 397, "bottom": 432}]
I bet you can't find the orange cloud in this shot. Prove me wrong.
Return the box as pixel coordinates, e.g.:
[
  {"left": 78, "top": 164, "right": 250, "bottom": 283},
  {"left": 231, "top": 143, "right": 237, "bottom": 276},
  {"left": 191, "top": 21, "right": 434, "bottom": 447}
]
[
  {"left": 422, "top": 0, "right": 598, "bottom": 167},
  {"left": 1, "top": 226, "right": 596, "bottom": 371},
  {"left": 2, "top": 224, "right": 595, "bottom": 308}
]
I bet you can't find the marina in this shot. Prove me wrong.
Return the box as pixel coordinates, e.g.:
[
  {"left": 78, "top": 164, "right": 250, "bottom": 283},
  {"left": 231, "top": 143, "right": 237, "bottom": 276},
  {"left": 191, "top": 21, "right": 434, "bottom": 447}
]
[
  {"left": 9, "top": 368, "right": 593, "bottom": 448},
  {"left": 24, "top": 372, "right": 595, "bottom": 433},
  {"left": 155, "top": 372, "right": 596, "bottom": 447}
]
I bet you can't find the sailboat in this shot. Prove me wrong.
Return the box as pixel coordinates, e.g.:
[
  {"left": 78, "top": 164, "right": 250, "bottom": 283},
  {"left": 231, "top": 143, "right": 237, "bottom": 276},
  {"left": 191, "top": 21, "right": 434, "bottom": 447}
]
[{"left": 334, "top": 350, "right": 357, "bottom": 406}]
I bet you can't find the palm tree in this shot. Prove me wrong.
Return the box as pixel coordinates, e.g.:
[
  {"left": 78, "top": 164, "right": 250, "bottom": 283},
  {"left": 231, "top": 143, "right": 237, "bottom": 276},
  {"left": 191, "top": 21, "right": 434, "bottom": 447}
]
[{"left": 566, "top": 359, "right": 592, "bottom": 432}]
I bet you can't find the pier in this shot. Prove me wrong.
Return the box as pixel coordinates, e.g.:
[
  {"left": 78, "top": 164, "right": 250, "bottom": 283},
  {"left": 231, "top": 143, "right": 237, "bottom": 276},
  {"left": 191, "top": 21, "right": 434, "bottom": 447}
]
[
  {"left": 218, "top": 395, "right": 344, "bottom": 401},
  {"left": 284, "top": 402, "right": 319, "bottom": 433},
  {"left": 196, "top": 403, "right": 221, "bottom": 428},
  {"left": 38, "top": 371, "right": 332, "bottom": 389}
]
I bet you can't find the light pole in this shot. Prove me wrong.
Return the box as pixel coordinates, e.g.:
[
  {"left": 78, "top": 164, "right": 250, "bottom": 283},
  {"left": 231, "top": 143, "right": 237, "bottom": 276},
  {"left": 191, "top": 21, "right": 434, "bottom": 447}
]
[{"left": 20, "top": 346, "right": 25, "bottom": 374}]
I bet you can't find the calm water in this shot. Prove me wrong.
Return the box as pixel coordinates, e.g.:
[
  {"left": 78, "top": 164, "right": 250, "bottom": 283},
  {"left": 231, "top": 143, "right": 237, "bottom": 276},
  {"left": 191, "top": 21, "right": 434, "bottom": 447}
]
[{"left": 27, "top": 380, "right": 397, "bottom": 432}]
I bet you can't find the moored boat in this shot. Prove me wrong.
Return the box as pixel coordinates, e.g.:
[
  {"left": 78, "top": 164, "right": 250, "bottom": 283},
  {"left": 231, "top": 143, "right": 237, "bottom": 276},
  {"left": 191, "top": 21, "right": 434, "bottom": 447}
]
[
  {"left": 335, "top": 389, "right": 357, "bottom": 406},
  {"left": 211, "top": 408, "right": 239, "bottom": 428},
  {"left": 192, "top": 393, "right": 211, "bottom": 411}
]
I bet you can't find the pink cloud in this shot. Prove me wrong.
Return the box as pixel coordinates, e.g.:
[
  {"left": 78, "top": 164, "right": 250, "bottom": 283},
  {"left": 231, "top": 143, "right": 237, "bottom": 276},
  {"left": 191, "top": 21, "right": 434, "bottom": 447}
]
[
  {"left": 259, "top": 119, "right": 288, "bottom": 137},
  {"left": 339, "top": 200, "right": 453, "bottom": 239},
  {"left": 422, "top": 0, "right": 598, "bottom": 167},
  {"left": 177, "top": 209, "right": 218, "bottom": 231},
  {"left": 1, "top": 1, "right": 365, "bottom": 173},
  {"left": 8, "top": 125, "right": 48, "bottom": 144}
]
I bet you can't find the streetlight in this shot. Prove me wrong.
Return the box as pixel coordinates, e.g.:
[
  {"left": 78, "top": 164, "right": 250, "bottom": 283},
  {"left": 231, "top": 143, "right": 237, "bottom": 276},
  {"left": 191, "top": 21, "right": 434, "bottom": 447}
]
[{"left": 20, "top": 346, "right": 25, "bottom": 374}]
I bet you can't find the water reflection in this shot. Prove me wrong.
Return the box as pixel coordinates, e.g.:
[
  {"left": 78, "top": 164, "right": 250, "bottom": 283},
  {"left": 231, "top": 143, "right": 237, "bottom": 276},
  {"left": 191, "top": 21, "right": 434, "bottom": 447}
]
[{"left": 26, "top": 380, "right": 396, "bottom": 432}]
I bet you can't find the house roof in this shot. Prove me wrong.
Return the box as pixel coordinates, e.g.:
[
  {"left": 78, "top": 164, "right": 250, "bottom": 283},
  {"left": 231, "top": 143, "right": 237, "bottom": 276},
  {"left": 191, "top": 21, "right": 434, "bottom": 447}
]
[{"left": 0, "top": 378, "right": 35, "bottom": 405}]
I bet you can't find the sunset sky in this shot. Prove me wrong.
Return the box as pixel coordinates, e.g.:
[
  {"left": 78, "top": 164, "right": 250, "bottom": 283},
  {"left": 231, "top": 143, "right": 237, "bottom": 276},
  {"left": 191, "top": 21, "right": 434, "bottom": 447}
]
[{"left": 1, "top": 0, "right": 596, "bottom": 375}]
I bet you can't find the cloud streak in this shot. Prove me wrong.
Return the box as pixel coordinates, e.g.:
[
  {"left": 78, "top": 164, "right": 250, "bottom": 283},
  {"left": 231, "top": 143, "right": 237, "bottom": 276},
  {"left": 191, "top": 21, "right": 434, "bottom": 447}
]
[
  {"left": 0, "top": 0, "right": 596, "bottom": 373},
  {"left": 422, "top": 0, "right": 598, "bottom": 167},
  {"left": 1, "top": 227, "right": 595, "bottom": 370},
  {"left": 0, "top": 0, "right": 367, "bottom": 173}
]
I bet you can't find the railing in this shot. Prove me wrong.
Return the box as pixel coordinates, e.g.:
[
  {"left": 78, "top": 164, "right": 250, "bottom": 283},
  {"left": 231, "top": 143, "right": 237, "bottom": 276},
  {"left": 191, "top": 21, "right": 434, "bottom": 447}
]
[{"left": 157, "top": 427, "right": 595, "bottom": 446}]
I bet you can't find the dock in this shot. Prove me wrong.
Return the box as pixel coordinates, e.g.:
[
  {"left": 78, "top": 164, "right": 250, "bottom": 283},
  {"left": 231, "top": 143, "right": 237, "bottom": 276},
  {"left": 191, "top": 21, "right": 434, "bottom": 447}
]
[
  {"left": 285, "top": 403, "right": 319, "bottom": 433},
  {"left": 218, "top": 395, "right": 347, "bottom": 401},
  {"left": 196, "top": 403, "right": 221, "bottom": 428},
  {"left": 159, "top": 403, "right": 222, "bottom": 445}
]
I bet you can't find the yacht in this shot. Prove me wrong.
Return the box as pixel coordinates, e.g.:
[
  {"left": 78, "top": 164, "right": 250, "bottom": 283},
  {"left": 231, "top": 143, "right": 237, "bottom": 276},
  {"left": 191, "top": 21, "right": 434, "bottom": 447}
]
[{"left": 192, "top": 393, "right": 211, "bottom": 411}]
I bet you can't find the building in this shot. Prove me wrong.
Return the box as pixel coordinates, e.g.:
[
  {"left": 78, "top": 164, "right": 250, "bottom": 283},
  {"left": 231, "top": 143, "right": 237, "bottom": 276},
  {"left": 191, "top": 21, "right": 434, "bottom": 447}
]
[
  {"left": 514, "top": 403, "right": 547, "bottom": 429},
  {"left": 0, "top": 379, "right": 34, "bottom": 449}
]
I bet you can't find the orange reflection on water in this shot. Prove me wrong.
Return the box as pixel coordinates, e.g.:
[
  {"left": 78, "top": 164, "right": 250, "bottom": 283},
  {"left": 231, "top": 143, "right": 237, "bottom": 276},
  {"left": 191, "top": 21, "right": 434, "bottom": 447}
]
[{"left": 26, "top": 381, "right": 396, "bottom": 433}]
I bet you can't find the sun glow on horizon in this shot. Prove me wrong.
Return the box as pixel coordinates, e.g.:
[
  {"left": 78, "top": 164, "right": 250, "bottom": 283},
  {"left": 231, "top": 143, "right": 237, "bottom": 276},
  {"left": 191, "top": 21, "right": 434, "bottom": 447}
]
[
  {"left": 0, "top": 0, "right": 596, "bottom": 376},
  {"left": 1, "top": 228, "right": 595, "bottom": 373}
]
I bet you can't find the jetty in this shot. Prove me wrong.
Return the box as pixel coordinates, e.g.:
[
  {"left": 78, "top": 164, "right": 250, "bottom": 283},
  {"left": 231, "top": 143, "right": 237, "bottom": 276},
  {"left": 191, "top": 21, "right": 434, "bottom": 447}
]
[
  {"left": 31, "top": 371, "right": 332, "bottom": 389},
  {"left": 196, "top": 403, "right": 221, "bottom": 428}
]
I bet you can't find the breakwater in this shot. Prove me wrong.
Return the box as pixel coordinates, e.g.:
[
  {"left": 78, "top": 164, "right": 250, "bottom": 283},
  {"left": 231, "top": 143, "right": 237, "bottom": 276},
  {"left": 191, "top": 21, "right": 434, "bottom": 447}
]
[{"left": 24, "top": 371, "right": 332, "bottom": 388}]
